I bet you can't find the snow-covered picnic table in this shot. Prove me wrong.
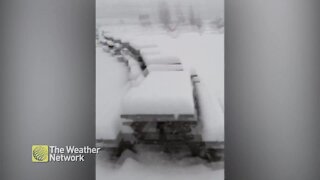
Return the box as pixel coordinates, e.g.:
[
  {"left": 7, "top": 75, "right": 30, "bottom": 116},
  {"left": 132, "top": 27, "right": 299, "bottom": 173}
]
[{"left": 122, "top": 71, "right": 195, "bottom": 117}]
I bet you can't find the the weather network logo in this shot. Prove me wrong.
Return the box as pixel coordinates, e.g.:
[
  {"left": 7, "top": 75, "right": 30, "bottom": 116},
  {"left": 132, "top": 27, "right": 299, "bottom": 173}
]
[
  {"left": 32, "top": 145, "right": 100, "bottom": 163},
  {"left": 32, "top": 145, "right": 49, "bottom": 162}
]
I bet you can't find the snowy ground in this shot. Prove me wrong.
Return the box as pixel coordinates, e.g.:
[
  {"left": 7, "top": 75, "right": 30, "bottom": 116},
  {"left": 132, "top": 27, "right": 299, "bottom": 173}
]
[
  {"left": 97, "top": 156, "right": 224, "bottom": 180},
  {"left": 96, "top": 29, "right": 224, "bottom": 180},
  {"left": 96, "top": 30, "right": 224, "bottom": 140}
]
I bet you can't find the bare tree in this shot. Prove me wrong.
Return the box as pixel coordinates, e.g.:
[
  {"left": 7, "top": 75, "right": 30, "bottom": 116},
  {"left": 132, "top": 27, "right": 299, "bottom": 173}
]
[
  {"left": 188, "top": 5, "right": 196, "bottom": 26},
  {"left": 175, "top": 3, "right": 185, "bottom": 25},
  {"left": 195, "top": 17, "right": 203, "bottom": 29},
  {"left": 188, "top": 5, "right": 202, "bottom": 30},
  {"left": 139, "top": 14, "right": 151, "bottom": 27},
  {"left": 212, "top": 16, "right": 224, "bottom": 30},
  {"left": 158, "top": 1, "right": 172, "bottom": 30}
]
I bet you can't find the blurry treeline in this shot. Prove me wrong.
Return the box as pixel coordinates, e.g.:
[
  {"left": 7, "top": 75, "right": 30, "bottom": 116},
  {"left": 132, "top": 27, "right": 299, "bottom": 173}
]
[
  {"left": 156, "top": 1, "right": 224, "bottom": 32},
  {"left": 97, "top": 0, "right": 224, "bottom": 33}
]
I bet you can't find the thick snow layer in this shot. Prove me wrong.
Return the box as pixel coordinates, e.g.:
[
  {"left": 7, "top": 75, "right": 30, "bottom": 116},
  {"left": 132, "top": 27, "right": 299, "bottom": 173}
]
[
  {"left": 122, "top": 32, "right": 224, "bottom": 108},
  {"left": 97, "top": 32, "right": 224, "bottom": 137},
  {"left": 146, "top": 64, "right": 184, "bottom": 72},
  {"left": 96, "top": 47, "right": 129, "bottom": 140},
  {"left": 132, "top": 43, "right": 158, "bottom": 50},
  {"left": 143, "top": 55, "right": 181, "bottom": 65},
  {"left": 122, "top": 71, "right": 195, "bottom": 116},
  {"left": 96, "top": 154, "right": 224, "bottom": 180},
  {"left": 129, "top": 41, "right": 158, "bottom": 51},
  {"left": 96, "top": 28, "right": 224, "bottom": 180},
  {"left": 127, "top": 58, "right": 143, "bottom": 80},
  {"left": 97, "top": 32, "right": 224, "bottom": 138},
  {"left": 196, "top": 82, "right": 224, "bottom": 142},
  {"left": 140, "top": 48, "right": 162, "bottom": 57}
]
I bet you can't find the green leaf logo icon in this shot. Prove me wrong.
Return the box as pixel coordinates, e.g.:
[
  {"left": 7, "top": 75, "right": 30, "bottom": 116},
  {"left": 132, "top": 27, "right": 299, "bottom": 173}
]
[{"left": 32, "top": 145, "right": 48, "bottom": 162}]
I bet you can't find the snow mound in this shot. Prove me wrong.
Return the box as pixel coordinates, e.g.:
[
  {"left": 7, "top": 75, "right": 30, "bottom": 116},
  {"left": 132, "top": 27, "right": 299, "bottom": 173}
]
[
  {"left": 96, "top": 47, "right": 129, "bottom": 140},
  {"left": 96, "top": 156, "right": 224, "bottom": 180},
  {"left": 126, "top": 57, "right": 143, "bottom": 80},
  {"left": 195, "top": 81, "right": 224, "bottom": 142},
  {"left": 122, "top": 71, "right": 195, "bottom": 116}
]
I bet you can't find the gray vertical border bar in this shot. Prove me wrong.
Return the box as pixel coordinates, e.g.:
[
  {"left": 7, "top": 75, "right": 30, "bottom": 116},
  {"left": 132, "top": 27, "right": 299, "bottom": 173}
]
[
  {"left": 0, "top": 0, "right": 95, "bottom": 180},
  {"left": 225, "top": 0, "right": 320, "bottom": 180}
]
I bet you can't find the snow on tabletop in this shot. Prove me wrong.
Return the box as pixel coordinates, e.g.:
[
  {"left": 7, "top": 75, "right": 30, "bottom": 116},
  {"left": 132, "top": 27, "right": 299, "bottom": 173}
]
[
  {"left": 120, "top": 37, "right": 131, "bottom": 45},
  {"left": 146, "top": 64, "right": 184, "bottom": 72},
  {"left": 129, "top": 41, "right": 158, "bottom": 51},
  {"left": 112, "top": 35, "right": 121, "bottom": 41},
  {"left": 122, "top": 71, "right": 195, "bottom": 116},
  {"left": 143, "top": 54, "right": 181, "bottom": 65},
  {"left": 140, "top": 48, "right": 162, "bottom": 57}
]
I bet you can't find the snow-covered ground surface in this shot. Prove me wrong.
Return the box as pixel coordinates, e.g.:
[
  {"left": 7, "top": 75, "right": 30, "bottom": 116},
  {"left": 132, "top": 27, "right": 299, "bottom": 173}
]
[
  {"left": 96, "top": 27, "right": 224, "bottom": 180},
  {"left": 97, "top": 30, "right": 224, "bottom": 140},
  {"left": 97, "top": 156, "right": 224, "bottom": 180}
]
